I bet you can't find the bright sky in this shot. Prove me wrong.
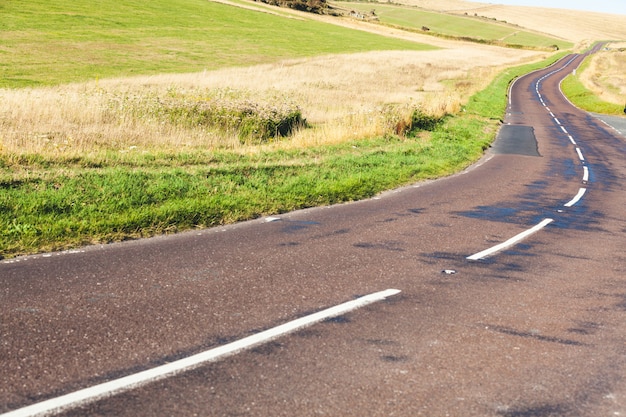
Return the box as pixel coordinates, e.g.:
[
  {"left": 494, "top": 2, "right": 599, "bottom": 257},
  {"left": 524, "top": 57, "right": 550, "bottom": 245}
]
[{"left": 484, "top": 0, "right": 626, "bottom": 15}]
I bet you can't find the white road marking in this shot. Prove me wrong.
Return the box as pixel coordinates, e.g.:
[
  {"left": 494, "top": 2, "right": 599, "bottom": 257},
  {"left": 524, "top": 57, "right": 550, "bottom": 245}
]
[
  {"left": 564, "top": 188, "right": 587, "bottom": 207},
  {"left": 597, "top": 118, "right": 625, "bottom": 136},
  {"left": 467, "top": 218, "right": 554, "bottom": 261},
  {"left": 1, "top": 249, "right": 87, "bottom": 264},
  {"left": 576, "top": 148, "right": 585, "bottom": 161},
  {"left": 476, "top": 54, "right": 589, "bottom": 263},
  {"left": 0, "top": 289, "right": 401, "bottom": 417}
]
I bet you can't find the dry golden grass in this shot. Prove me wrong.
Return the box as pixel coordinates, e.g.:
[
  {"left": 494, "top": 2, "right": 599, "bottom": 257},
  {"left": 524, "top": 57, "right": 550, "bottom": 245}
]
[
  {"left": 578, "top": 43, "right": 626, "bottom": 106},
  {"left": 0, "top": 47, "right": 543, "bottom": 157}
]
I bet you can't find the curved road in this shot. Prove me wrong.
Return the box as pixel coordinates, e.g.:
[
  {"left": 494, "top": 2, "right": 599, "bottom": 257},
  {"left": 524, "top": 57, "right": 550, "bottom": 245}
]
[{"left": 2, "top": 46, "right": 626, "bottom": 416}]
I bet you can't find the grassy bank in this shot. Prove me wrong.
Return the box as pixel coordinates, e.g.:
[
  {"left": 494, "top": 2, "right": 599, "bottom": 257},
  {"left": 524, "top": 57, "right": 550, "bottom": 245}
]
[
  {"left": 0, "top": 53, "right": 563, "bottom": 259},
  {"left": 560, "top": 47, "right": 626, "bottom": 115},
  {"left": 0, "top": 135, "right": 482, "bottom": 256},
  {"left": 561, "top": 74, "right": 624, "bottom": 115}
]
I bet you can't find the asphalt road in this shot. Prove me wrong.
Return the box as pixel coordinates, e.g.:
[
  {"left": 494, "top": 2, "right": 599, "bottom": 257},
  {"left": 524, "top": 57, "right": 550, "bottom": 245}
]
[
  {"left": 2, "top": 46, "right": 626, "bottom": 417},
  {"left": 593, "top": 113, "right": 626, "bottom": 138}
]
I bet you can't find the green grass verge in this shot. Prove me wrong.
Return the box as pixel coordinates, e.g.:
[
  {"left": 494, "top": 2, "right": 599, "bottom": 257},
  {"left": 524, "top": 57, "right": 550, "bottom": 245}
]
[
  {"left": 560, "top": 58, "right": 625, "bottom": 115},
  {"left": 0, "top": 53, "right": 566, "bottom": 258},
  {"left": 0, "top": 0, "right": 435, "bottom": 88},
  {"left": 336, "top": 2, "right": 572, "bottom": 50},
  {"left": 0, "top": 136, "right": 486, "bottom": 257}
]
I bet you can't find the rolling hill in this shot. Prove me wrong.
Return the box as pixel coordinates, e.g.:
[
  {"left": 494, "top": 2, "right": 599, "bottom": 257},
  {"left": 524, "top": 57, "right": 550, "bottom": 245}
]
[{"left": 392, "top": 0, "right": 626, "bottom": 45}]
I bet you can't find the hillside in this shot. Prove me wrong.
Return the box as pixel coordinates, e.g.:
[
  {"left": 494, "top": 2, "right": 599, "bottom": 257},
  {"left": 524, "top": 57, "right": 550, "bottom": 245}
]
[
  {"left": 392, "top": 0, "right": 626, "bottom": 46},
  {"left": 333, "top": 1, "right": 570, "bottom": 50},
  {"left": 0, "top": 0, "right": 434, "bottom": 88}
]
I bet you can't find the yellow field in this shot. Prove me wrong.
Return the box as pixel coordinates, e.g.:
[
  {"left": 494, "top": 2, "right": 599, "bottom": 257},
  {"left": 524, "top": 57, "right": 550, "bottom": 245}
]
[{"left": 0, "top": 46, "right": 544, "bottom": 156}]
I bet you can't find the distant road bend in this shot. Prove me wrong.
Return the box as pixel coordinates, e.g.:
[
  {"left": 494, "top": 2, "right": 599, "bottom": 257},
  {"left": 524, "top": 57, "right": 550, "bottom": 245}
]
[{"left": 2, "top": 43, "right": 626, "bottom": 416}]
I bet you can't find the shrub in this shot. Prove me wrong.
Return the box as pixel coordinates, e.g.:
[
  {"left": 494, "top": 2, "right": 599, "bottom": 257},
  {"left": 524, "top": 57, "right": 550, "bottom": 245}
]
[
  {"left": 106, "top": 93, "right": 306, "bottom": 144},
  {"left": 386, "top": 105, "right": 444, "bottom": 136},
  {"left": 408, "top": 109, "right": 442, "bottom": 132},
  {"left": 256, "top": 0, "right": 329, "bottom": 14},
  {"left": 163, "top": 99, "right": 306, "bottom": 143}
]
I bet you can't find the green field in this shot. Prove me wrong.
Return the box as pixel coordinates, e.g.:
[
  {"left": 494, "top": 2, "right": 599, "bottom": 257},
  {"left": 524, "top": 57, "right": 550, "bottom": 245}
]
[
  {"left": 0, "top": 0, "right": 435, "bottom": 88},
  {"left": 336, "top": 2, "right": 573, "bottom": 50},
  {"left": 0, "top": 0, "right": 566, "bottom": 258}
]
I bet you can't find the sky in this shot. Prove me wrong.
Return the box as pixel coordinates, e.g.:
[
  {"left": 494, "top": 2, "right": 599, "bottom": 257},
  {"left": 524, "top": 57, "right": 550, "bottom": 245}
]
[{"left": 483, "top": 0, "right": 626, "bottom": 15}]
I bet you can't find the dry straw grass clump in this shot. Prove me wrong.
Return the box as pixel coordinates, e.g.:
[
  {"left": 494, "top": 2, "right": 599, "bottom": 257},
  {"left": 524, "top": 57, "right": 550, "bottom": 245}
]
[{"left": 0, "top": 48, "right": 542, "bottom": 158}]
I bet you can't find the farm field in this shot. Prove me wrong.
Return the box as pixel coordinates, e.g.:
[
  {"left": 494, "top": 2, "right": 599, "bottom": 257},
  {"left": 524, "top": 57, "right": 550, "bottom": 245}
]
[{"left": 0, "top": 0, "right": 624, "bottom": 258}]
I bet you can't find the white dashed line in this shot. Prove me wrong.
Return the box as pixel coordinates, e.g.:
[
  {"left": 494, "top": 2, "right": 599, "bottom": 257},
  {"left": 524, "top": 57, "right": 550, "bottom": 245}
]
[
  {"left": 564, "top": 188, "right": 587, "bottom": 207},
  {"left": 0, "top": 289, "right": 401, "bottom": 417},
  {"left": 475, "top": 55, "right": 590, "bottom": 262},
  {"left": 467, "top": 218, "right": 554, "bottom": 261},
  {"left": 576, "top": 148, "right": 585, "bottom": 161}
]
